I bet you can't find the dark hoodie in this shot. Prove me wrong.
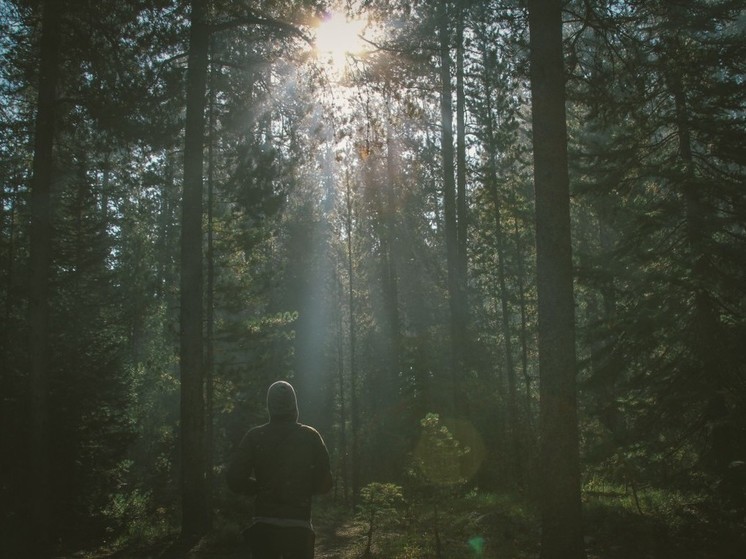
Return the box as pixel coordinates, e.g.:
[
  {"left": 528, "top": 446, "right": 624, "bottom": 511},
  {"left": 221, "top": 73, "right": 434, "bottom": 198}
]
[{"left": 226, "top": 381, "right": 332, "bottom": 523}]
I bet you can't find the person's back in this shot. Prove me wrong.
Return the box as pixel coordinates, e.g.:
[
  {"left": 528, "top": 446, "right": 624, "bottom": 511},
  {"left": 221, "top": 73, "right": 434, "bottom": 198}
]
[{"left": 227, "top": 380, "right": 332, "bottom": 559}]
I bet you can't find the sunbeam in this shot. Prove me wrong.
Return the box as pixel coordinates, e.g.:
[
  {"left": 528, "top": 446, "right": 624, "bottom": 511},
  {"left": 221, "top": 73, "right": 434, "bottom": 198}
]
[{"left": 314, "top": 9, "right": 368, "bottom": 71}]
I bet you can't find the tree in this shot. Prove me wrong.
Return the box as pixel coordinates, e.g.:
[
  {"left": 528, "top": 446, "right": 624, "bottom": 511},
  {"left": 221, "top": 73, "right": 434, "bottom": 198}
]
[
  {"left": 48, "top": 146, "right": 133, "bottom": 549},
  {"left": 180, "top": 0, "right": 210, "bottom": 540},
  {"left": 438, "top": 0, "right": 468, "bottom": 415},
  {"left": 27, "top": 0, "right": 62, "bottom": 553},
  {"left": 527, "top": 1, "right": 585, "bottom": 558},
  {"left": 470, "top": 5, "right": 526, "bottom": 484},
  {"left": 454, "top": 0, "right": 469, "bottom": 368},
  {"left": 569, "top": 0, "right": 746, "bottom": 495}
]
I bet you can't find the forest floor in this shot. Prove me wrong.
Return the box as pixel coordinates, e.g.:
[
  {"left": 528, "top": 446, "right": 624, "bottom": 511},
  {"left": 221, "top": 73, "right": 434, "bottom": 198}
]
[
  {"left": 66, "top": 507, "right": 374, "bottom": 559},
  {"left": 63, "top": 490, "right": 746, "bottom": 559},
  {"left": 185, "top": 505, "right": 368, "bottom": 559}
]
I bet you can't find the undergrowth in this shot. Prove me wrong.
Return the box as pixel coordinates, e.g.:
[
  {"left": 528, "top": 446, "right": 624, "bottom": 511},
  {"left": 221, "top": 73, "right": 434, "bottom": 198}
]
[
  {"left": 583, "top": 479, "right": 746, "bottom": 559},
  {"left": 63, "top": 482, "right": 744, "bottom": 558}
]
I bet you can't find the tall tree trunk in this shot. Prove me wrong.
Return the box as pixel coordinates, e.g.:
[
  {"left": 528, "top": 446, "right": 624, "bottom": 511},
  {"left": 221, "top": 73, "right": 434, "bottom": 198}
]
[
  {"left": 157, "top": 155, "right": 176, "bottom": 299},
  {"left": 3, "top": 182, "right": 18, "bottom": 327},
  {"left": 668, "top": 64, "right": 731, "bottom": 471},
  {"left": 455, "top": 0, "right": 469, "bottom": 345},
  {"left": 527, "top": 2, "right": 585, "bottom": 558},
  {"left": 344, "top": 170, "right": 360, "bottom": 505},
  {"left": 438, "top": 0, "right": 465, "bottom": 414},
  {"left": 180, "top": 0, "right": 209, "bottom": 540},
  {"left": 383, "top": 103, "right": 401, "bottom": 390},
  {"left": 479, "top": 34, "right": 521, "bottom": 482},
  {"left": 670, "top": 69, "right": 714, "bottom": 357},
  {"left": 204, "top": 36, "right": 217, "bottom": 531},
  {"left": 28, "top": 0, "right": 62, "bottom": 553},
  {"left": 513, "top": 218, "right": 533, "bottom": 422},
  {"left": 335, "top": 276, "right": 349, "bottom": 504}
]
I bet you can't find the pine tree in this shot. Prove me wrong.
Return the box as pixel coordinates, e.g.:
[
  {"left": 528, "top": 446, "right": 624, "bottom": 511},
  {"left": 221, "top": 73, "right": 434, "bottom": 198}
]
[
  {"left": 570, "top": 0, "right": 746, "bottom": 492},
  {"left": 528, "top": 0, "right": 585, "bottom": 557}
]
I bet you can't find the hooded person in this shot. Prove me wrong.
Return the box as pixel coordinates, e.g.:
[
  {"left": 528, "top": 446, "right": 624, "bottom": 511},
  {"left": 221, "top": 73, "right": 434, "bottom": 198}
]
[{"left": 227, "top": 380, "right": 333, "bottom": 559}]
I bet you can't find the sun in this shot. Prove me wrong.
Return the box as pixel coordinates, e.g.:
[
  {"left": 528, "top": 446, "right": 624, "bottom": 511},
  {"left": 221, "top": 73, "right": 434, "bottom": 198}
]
[{"left": 314, "top": 10, "right": 368, "bottom": 70}]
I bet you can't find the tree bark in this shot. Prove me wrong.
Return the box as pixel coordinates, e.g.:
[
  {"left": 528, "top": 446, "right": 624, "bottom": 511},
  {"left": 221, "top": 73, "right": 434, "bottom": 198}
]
[
  {"left": 439, "top": 0, "right": 466, "bottom": 414},
  {"left": 513, "top": 218, "right": 533, "bottom": 422},
  {"left": 344, "top": 170, "right": 360, "bottom": 505},
  {"left": 383, "top": 97, "right": 402, "bottom": 391},
  {"left": 455, "top": 0, "right": 469, "bottom": 340},
  {"left": 28, "top": 0, "right": 62, "bottom": 553},
  {"left": 204, "top": 35, "right": 217, "bottom": 531},
  {"left": 527, "top": 1, "right": 585, "bottom": 558},
  {"left": 376, "top": 103, "right": 403, "bottom": 479},
  {"left": 180, "top": 0, "right": 209, "bottom": 540}
]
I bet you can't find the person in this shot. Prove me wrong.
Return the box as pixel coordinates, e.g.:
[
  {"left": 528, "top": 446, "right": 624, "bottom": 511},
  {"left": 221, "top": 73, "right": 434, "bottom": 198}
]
[{"left": 227, "top": 380, "right": 333, "bottom": 559}]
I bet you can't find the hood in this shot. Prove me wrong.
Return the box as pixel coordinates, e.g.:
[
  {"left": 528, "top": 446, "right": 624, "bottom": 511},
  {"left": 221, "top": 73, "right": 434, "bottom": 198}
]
[{"left": 266, "top": 380, "right": 299, "bottom": 422}]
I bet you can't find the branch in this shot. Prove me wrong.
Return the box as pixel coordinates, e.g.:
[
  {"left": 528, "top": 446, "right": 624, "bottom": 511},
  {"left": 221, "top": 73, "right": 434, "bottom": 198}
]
[
  {"left": 361, "top": 35, "right": 435, "bottom": 57},
  {"left": 210, "top": 9, "right": 312, "bottom": 45}
]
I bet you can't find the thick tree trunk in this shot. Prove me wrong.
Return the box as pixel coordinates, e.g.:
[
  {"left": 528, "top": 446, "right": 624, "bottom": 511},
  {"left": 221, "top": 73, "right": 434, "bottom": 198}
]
[
  {"left": 527, "top": 2, "right": 585, "bottom": 558},
  {"left": 180, "top": 0, "right": 209, "bottom": 540},
  {"left": 28, "top": 0, "right": 62, "bottom": 553}
]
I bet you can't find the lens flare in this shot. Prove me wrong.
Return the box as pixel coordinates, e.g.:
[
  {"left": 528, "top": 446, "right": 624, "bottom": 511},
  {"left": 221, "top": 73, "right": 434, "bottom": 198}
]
[{"left": 468, "top": 536, "right": 485, "bottom": 557}]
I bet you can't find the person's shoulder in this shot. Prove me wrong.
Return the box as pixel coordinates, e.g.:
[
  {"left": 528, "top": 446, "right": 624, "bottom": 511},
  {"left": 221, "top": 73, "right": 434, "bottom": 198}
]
[
  {"left": 297, "top": 422, "right": 320, "bottom": 434},
  {"left": 297, "top": 423, "right": 326, "bottom": 441}
]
